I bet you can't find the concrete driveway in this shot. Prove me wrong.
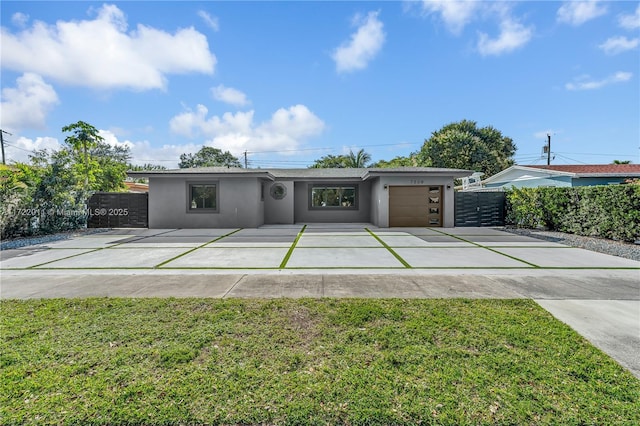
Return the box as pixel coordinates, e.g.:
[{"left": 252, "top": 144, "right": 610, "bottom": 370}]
[
  {"left": 2, "top": 224, "right": 639, "bottom": 271},
  {"left": 1, "top": 224, "right": 639, "bottom": 377}
]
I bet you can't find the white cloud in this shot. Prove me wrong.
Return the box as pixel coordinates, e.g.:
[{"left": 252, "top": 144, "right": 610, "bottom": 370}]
[
  {"left": 557, "top": 1, "right": 607, "bottom": 26},
  {"left": 417, "top": 2, "right": 533, "bottom": 56},
  {"left": 98, "top": 129, "right": 196, "bottom": 168},
  {"left": 198, "top": 10, "right": 219, "bottom": 31},
  {"left": 169, "top": 104, "right": 325, "bottom": 155},
  {"left": 420, "top": 0, "right": 480, "bottom": 34},
  {"left": 565, "top": 71, "right": 632, "bottom": 91},
  {"left": 11, "top": 12, "right": 29, "bottom": 27},
  {"left": 477, "top": 18, "right": 533, "bottom": 56},
  {"left": 211, "top": 85, "right": 250, "bottom": 107},
  {"left": 4, "top": 136, "right": 61, "bottom": 164},
  {"left": 1, "top": 4, "right": 216, "bottom": 91},
  {"left": 0, "top": 73, "right": 59, "bottom": 132},
  {"left": 5, "top": 129, "right": 201, "bottom": 168},
  {"left": 332, "top": 11, "right": 385, "bottom": 74},
  {"left": 619, "top": 4, "right": 640, "bottom": 30},
  {"left": 598, "top": 36, "right": 639, "bottom": 55}
]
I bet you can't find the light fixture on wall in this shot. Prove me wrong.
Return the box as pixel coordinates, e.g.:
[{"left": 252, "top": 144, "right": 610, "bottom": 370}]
[
  {"left": 447, "top": 185, "right": 451, "bottom": 189},
  {"left": 384, "top": 184, "right": 388, "bottom": 190}
]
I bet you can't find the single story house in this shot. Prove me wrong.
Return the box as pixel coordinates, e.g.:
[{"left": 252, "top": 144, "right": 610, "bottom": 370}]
[
  {"left": 465, "top": 164, "right": 640, "bottom": 190},
  {"left": 127, "top": 167, "right": 472, "bottom": 228}
]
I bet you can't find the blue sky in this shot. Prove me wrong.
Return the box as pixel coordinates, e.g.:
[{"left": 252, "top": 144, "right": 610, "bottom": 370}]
[{"left": 1, "top": 1, "right": 639, "bottom": 170}]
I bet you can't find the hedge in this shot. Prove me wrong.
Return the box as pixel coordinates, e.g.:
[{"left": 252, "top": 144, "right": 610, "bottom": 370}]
[{"left": 505, "top": 184, "right": 640, "bottom": 243}]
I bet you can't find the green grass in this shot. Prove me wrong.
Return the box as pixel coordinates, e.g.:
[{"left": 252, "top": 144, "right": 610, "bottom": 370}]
[{"left": 2, "top": 298, "right": 639, "bottom": 425}]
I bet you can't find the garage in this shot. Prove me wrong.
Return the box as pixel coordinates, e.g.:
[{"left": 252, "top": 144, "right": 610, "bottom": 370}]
[{"left": 389, "top": 185, "right": 443, "bottom": 227}]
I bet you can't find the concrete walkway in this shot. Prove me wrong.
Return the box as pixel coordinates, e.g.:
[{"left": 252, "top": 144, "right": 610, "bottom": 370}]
[{"left": 1, "top": 225, "right": 639, "bottom": 378}]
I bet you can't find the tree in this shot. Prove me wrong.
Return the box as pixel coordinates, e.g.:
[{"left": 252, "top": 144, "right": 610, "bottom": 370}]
[
  {"left": 128, "top": 163, "right": 167, "bottom": 171},
  {"left": 612, "top": 160, "right": 631, "bottom": 164},
  {"left": 310, "top": 149, "right": 372, "bottom": 168},
  {"left": 0, "top": 163, "right": 42, "bottom": 238},
  {"left": 62, "top": 121, "right": 104, "bottom": 193},
  {"left": 128, "top": 163, "right": 167, "bottom": 183},
  {"left": 179, "top": 146, "right": 242, "bottom": 168},
  {"left": 345, "top": 149, "right": 371, "bottom": 168},
  {"left": 415, "top": 120, "right": 516, "bottom": 177},
  {"left": 370, "top": 155, "right": 416, "bottom": 168},
  {"left": 310, "top": 154, "right": 349, "bottom": 168},
  {"left": 90, "top": 142, "right": 131, "bottom": 192}
]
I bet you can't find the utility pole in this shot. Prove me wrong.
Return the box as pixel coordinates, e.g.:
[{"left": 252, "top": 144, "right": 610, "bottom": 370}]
[
  {"left": 0, "top": 129, "right": 12, "bottom": 165},
  {"left": 547, "top": 133, "right": 551, "bottom": 166},
  {"left": 244, "top": 150, "right": 248, "bottom": 168}
]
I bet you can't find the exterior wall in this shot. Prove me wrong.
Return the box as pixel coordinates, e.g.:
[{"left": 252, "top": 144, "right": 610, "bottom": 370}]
[
  {"left": 486, "top": 176, "right": 628, "bottom": 188},
  {"left": 372, "top": 175, "right": 456, "bottom": 227},
  {"left": 571, "top": 177, "right": 627, "bottom": 186},
  {"left": 369, "top": 178, "right": 382, "bottom": 227},
  {"left": 264, "top": 180, "right": 295, "bottom": 224},
  {"left": 148, "top": 177, "right": 264, "bottom": 228},
  {"left": 293, "top": 181, "right": 371, "bottom": 223}
]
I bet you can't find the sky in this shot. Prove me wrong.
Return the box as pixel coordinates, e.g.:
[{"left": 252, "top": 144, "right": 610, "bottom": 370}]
[{"left": 1, "top": 1, "right": 639, "bottom": 170}]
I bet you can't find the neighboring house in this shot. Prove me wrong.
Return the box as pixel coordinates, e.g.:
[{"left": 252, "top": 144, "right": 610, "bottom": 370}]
[
  {"left": 124, "top": 181, "right": 149, "bottom": 193},
  {"left": 465, "top": 164, "right": 640, "bottom": 190},
  {"left": 127, "top": 167, "right": 472, "bottom": 228}
]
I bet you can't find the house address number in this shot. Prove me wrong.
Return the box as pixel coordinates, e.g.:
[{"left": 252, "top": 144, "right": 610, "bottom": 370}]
[{"left": 409, "top": 179, "right": 425, "bottom": 184}]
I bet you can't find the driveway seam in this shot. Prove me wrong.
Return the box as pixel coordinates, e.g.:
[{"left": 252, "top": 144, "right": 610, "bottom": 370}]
[
  {"left": 222, "top": 274, "right": 246, "bottom": 298},
  {"left": 154, "top": 228, "right": 242, "bottom": 268},
  {"left": 279, "top": 225, "right": 306, "bottom": 268},
  {"left": 430, "top": 228, "right": 541, "bottom": 268},
  {"left": 365, "top": 228, "right": 412, "bottom": 268},
  {"left": 28, "top": 248, "right": 104, "bottom": 269},
  {"left": 108, "top": 229, "right": 179, "bottom": 247}
]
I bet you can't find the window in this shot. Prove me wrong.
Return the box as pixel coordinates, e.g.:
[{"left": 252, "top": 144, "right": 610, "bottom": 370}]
[
  {"left": 310, "top": 185, "right": 357, "bottom": 209},
  {"left": 188, "top": 183, "right": 217, "bottom": 211}
]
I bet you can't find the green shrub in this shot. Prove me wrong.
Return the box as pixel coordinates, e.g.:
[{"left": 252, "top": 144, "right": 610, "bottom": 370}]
[{"left": 505, "top": 185, "right": 640, "bottom": 242}]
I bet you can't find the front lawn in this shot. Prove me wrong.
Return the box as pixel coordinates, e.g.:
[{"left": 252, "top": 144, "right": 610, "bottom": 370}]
[{"left": 2, "top": 298, "right": 638, "bottom": 425}]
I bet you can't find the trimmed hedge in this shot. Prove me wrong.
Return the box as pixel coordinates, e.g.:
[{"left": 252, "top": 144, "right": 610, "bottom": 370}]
[{"left": 505, "top": 185, "right": 640, "bottom": 242}]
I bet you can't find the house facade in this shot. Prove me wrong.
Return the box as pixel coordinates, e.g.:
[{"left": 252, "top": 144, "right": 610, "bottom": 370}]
[
  {"left": 127, "top": 167, "right": 472, "bottom": 228},
  {"left": 466, "top": 164, "right": 640, "bottom": 190}
]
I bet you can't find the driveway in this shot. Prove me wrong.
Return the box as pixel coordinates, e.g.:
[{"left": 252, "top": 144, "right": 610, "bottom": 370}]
[
  {"left": 1, "top": 224, "right": 639, "bottom": 377},
  {"left": 2, "top": 224, "right": 639, "bottom": 271}
]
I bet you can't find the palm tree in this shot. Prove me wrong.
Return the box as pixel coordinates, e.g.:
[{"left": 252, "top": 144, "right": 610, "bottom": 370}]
[{"left": 345, "top": 149, "right": 371, "bottom": 168}]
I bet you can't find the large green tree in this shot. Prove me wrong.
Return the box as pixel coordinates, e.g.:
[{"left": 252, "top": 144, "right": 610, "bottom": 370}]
[
  {"left": 62, "top": 121, "right": 104, "bottom": 193},
  {"left": 179, "top": 146, "right": 242, "bottom": 168},
  {"left": 2, "top": 121, "right": 131, "bottom": 238},
  {"left": 310, "top": 149, "right": 372, "bottom": 168},
  {"left": 90, "top": 142, "right": 131, "bottom": 192},
  {"left": 415, "top": 120, "right": 516, "bottom": 177}
]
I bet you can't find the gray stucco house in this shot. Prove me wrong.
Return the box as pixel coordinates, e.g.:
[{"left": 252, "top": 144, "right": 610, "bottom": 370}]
[{"left": 128, "top": 167, "right": 472, "bottom": 228}]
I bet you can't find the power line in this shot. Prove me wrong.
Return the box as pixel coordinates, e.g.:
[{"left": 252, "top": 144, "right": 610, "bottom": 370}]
[
  {"left": 555, "top": 151, "right": 635, "bottom": 157},
  {"left": 554, "top": 153, "right": 589, "bottom": 164},
  {"left": 4, "top": 142, "right": 37, "bottom": 154}
]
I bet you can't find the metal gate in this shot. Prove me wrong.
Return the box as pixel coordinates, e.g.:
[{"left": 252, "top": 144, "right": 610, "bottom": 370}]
[
  {"left": 87, "top": 192, "right": 148, "bottom": 228},
  {"left": 455, "top": 192, "right": 506, "bottom": 227}
]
